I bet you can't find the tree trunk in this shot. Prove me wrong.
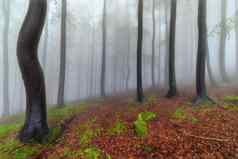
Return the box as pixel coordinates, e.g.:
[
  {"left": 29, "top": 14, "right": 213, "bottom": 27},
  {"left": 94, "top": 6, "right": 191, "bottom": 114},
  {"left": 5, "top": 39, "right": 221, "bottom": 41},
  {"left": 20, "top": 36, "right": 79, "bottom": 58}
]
[
  {"left": 193, "top": 0, "right": 213, "bottom": 105},
  {"left": 2, "top": 0, "right": 10, "bottom": 116},
  {"left": 17, "top": 0, "right": 49, "bottom": 142},
  {"left": 206, "top": 47, "right": 218, "bottom": 87},
  {"left": 219, "top": 0, "right": 229, "bottom": 81},
  {"left": 137, "top": 0, "right": 144, "bottom": 103},
  {"left": 235, "top": 1, "right": 238, "bottom": 75},
  {"left": 151, "top": 0, "right": 156, "bottom": 87},
  {"left": 100, "top": 0, "right": 107, "bottom": 97},
  {"left": 57, "top": 0, "right": 67, "bottom": 106},
  {"left": 167, "top": 0, "right": 177, "bottom": 98}
]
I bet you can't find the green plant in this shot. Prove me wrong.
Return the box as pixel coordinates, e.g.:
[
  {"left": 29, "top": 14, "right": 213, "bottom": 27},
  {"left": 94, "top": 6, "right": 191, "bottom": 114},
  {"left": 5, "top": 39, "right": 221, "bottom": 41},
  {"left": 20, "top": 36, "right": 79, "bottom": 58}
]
[
  {"left": 108, "top": 121, "right": 127, "bottom": 135},
  {"left": 145, "top": 95, "right": 157, "bottom": 105},
  {"left": 172, "top": 107, "right": 186, "bottom": 120},
  {"left": 84, "top": 147, "right": 101, "bottom": 159},
  {"left": 133, "top": 112, "right": 156, "bottom": 137}
]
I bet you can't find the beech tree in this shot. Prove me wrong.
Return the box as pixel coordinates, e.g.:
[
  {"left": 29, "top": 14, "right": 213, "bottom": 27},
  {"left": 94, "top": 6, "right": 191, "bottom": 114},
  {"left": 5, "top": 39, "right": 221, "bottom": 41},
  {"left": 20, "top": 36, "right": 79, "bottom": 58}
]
[
  {"left": 101, "top": 0, "right": 107, "bottom": 97},
  {"left": 17, "top": 0, "right": 49, "bottom": 142},
  {"left": 193, "top": 0, "right": 213, "bottom": 105},
  {"left": 167, "top": 0, "right": 177, "bottom": 98},
  {"left": 151, "top": 0, "right": 156, "bottom": 87},
  {"left": 2, "top": 0, "right": 10, "bottom": 116},
  {"left": 219, "top": 0, "right": 229, "bottom": 81},
  {"left": 57, "top": 0, "right": 67, "bottom": 106},
  {"left": 137, "top": 0, "right": 144, "bottom": 102}
]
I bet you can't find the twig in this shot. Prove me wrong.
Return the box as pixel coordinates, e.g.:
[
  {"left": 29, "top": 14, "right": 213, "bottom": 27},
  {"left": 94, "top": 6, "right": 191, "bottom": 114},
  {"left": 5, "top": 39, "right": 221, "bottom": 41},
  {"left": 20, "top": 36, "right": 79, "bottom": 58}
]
[{"left": 183, "top": 131, "right": 230, "bottom": 142}]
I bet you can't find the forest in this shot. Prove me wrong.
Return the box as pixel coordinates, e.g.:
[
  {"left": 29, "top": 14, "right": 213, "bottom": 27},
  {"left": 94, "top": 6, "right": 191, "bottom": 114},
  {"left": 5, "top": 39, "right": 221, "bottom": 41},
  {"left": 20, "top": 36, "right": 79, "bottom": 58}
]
[{"left": 0, "top": 0, "right": 238, "bottom": 158}]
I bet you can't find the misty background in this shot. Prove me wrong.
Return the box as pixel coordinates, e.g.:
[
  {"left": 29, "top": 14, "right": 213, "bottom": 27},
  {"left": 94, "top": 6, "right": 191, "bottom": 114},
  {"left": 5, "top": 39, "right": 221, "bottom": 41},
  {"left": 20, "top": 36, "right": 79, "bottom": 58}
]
[{"left": 0, "top": 0, "right": 237, "bottom": 116}]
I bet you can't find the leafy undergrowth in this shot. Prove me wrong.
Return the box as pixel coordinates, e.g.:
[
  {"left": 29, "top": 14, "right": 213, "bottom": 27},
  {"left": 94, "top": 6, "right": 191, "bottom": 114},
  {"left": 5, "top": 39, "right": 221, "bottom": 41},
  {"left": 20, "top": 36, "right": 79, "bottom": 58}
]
[
  {"left": 1, "top": 92, "right": 238, "bottom": 159},
  {"left": 0, "top": 102, "right": 90, "bottom": 159}
]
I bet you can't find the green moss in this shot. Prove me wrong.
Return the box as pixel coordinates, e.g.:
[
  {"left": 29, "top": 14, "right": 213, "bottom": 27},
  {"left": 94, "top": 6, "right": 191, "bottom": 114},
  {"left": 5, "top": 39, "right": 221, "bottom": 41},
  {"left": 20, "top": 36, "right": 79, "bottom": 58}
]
[
  {"left": 133, "top": 112, "right": 156, "bottom": 137},
  {"left": 46, "top": 126, "right": 62, "bottom": 143},
  {"left": 0, "top": 139, "right": 40, "bottom": 159},
  {"left": 223, "top": 103, "right": 238, "bottom": 112},
  {"left": 224, "top": 96, "right": 238, "bottom": 101},
  {"left": 84, "top": 147, "right": 101, "bottom": 159},
  {"left": 108, "top": 121, "right": 127, "bottom": 135},
  {"left": 0, "top": 124, "right": 20, "bottom": 138}
]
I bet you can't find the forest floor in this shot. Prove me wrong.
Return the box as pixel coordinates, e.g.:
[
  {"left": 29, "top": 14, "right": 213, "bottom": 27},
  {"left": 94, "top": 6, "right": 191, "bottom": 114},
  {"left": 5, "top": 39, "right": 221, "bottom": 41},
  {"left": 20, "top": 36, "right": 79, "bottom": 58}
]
[{"left": 0, "top": 86, "right": 238, "bottom": 159}]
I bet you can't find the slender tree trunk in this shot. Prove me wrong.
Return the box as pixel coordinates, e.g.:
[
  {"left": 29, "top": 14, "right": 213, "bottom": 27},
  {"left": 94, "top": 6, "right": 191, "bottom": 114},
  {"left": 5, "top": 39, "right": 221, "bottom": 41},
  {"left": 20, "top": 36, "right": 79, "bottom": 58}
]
[
  {"left": 235, "top": 1, "right": 238, "bottom": 75},
  {"left": 219, "top": 0, "right": 229, "bottom": 82},
  {"left": 137, "top": 0, "right": 144, "bottom": 102},
  {"left": 2, "top": 0, "right": 10, "bottom": 116},
  {"left": 193, "top": 0, "right": 213, "bottom": 105},
  {"left": 164, "top": 0, "right": 170, "bottom": 89},
  {"left": 167, "top": 0, "right": 177, "bottom": 97},
  {"left": 151, "top": 0, "right": 156, "bottom": 87},
  {"left": 17, "top": 0, "right": 49, "bottom": 142},
  {"left": 100, "top": 0, "right": 107, "bottom": 96},
  {"left": 57, "top": 0, "right": 67, "bottom": 106},
  {"left": 206, "top": 47, "right": 218, "bottom": 87}
]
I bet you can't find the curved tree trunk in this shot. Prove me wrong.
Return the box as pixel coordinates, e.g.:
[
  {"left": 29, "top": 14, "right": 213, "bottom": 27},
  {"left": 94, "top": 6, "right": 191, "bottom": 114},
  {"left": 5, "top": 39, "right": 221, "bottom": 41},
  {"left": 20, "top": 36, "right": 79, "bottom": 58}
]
[
  {"left": 167, "top": 0, "right": 177, "bottom": 98},
  {"left": 57, "top": 0, "right": 67, "bottom": 106},
  {"left": 219, "top": 0, "right": 229, "bottom": 82},
  {"left": 2, "top": 0, "right": 10, "bottom": 116},
  {"left": 100, "top": 0, "right": 107, "bottom": 97},
  {"left": 17, "top": 0, "right": 49, "bottom": 142},
  {"left": 193, "top": 0, "right": 213, "bottom": 105},
  {"left": 137, "top": 0, "right": 144, "bottom": 103}
]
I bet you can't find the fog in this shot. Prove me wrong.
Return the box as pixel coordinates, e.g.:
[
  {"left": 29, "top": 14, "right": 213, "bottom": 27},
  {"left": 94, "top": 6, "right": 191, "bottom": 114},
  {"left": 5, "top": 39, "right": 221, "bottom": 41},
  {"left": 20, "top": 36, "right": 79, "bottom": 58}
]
[{"left": 0, "top": 0, "right": 237, "bottom": 116}]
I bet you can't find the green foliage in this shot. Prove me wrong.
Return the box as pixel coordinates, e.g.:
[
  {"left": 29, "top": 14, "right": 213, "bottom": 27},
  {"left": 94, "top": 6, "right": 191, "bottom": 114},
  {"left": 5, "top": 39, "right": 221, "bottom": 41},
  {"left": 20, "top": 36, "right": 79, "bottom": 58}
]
[
  {"left": 48, "top": 103, "right": 87, "bottom": 121},
  {"left": 172, "top": 107, "right": 199, "bottom": 124},
  {"left": 145, "top": 95, "right": 157, "bottom": 105},
  {"left": 84, "top": 147, "right": 101, "bottom": 159},
  {"left": 77, "top": 119, "right": 103, "bottom": 147},
  {"left": 108, "top": 121, "right": 127, "bottom": 135},
  {"left": 133, "top": 112, "right": 156, "bottom": 137},
  {"left": 172, "top": 107, "right": 186, "bottom": 120},
  {"left": 223, "top": 103, "right": 238, "bottom": 112},
  {"left": 142, "top": 145, "right": 156, "bottom": 153},
  {"left": 191, "top": 116, "right": 199, "bottom": 124},
  {"left": 139, "top": 112, "right": 156, "bottom": 121},
  {"left": 46, "top": 126, "right": 62, "bottom": 143},
  {"left": 63, "top": 148, "right": 83, "bottom": 158},
  {"left": 0, "top": 124, "right": 20, "bottom": 138},
  {"left": 0, "top": 139, "right": 40, "bottom": 159}
]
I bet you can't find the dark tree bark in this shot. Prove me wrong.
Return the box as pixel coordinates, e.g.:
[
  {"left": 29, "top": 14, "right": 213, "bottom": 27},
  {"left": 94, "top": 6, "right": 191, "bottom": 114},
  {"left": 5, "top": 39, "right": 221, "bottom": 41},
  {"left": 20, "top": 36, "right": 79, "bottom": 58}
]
[
  {"left": 2, "top": 0, "right": 10, "bottom": 116},
  {"left": 57, "top": 0, "right": 67, "bottom": 106},
  {"left": 164, "top": 0, "right": 170, "bottom": 89},
  {"left": 100, "top": 0, "right": 107, "bottom": 97},
  {"left": 193, "top": 0, "right": 213, "bottom": 105},
  {"left": 17, "top": 0, "right": 49, "bottom": 142},
  {"left": 219, "top": 0, "right": 229, "bottom": 82},
  {"left": 137, "top": 0, "right": 144, "bottom": 103},
  {"left": 166, "top": 0, "right": 177, "bottom": 98},
  {"left": 151, "top": 0, "right": 156, "bottom": 87}
]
